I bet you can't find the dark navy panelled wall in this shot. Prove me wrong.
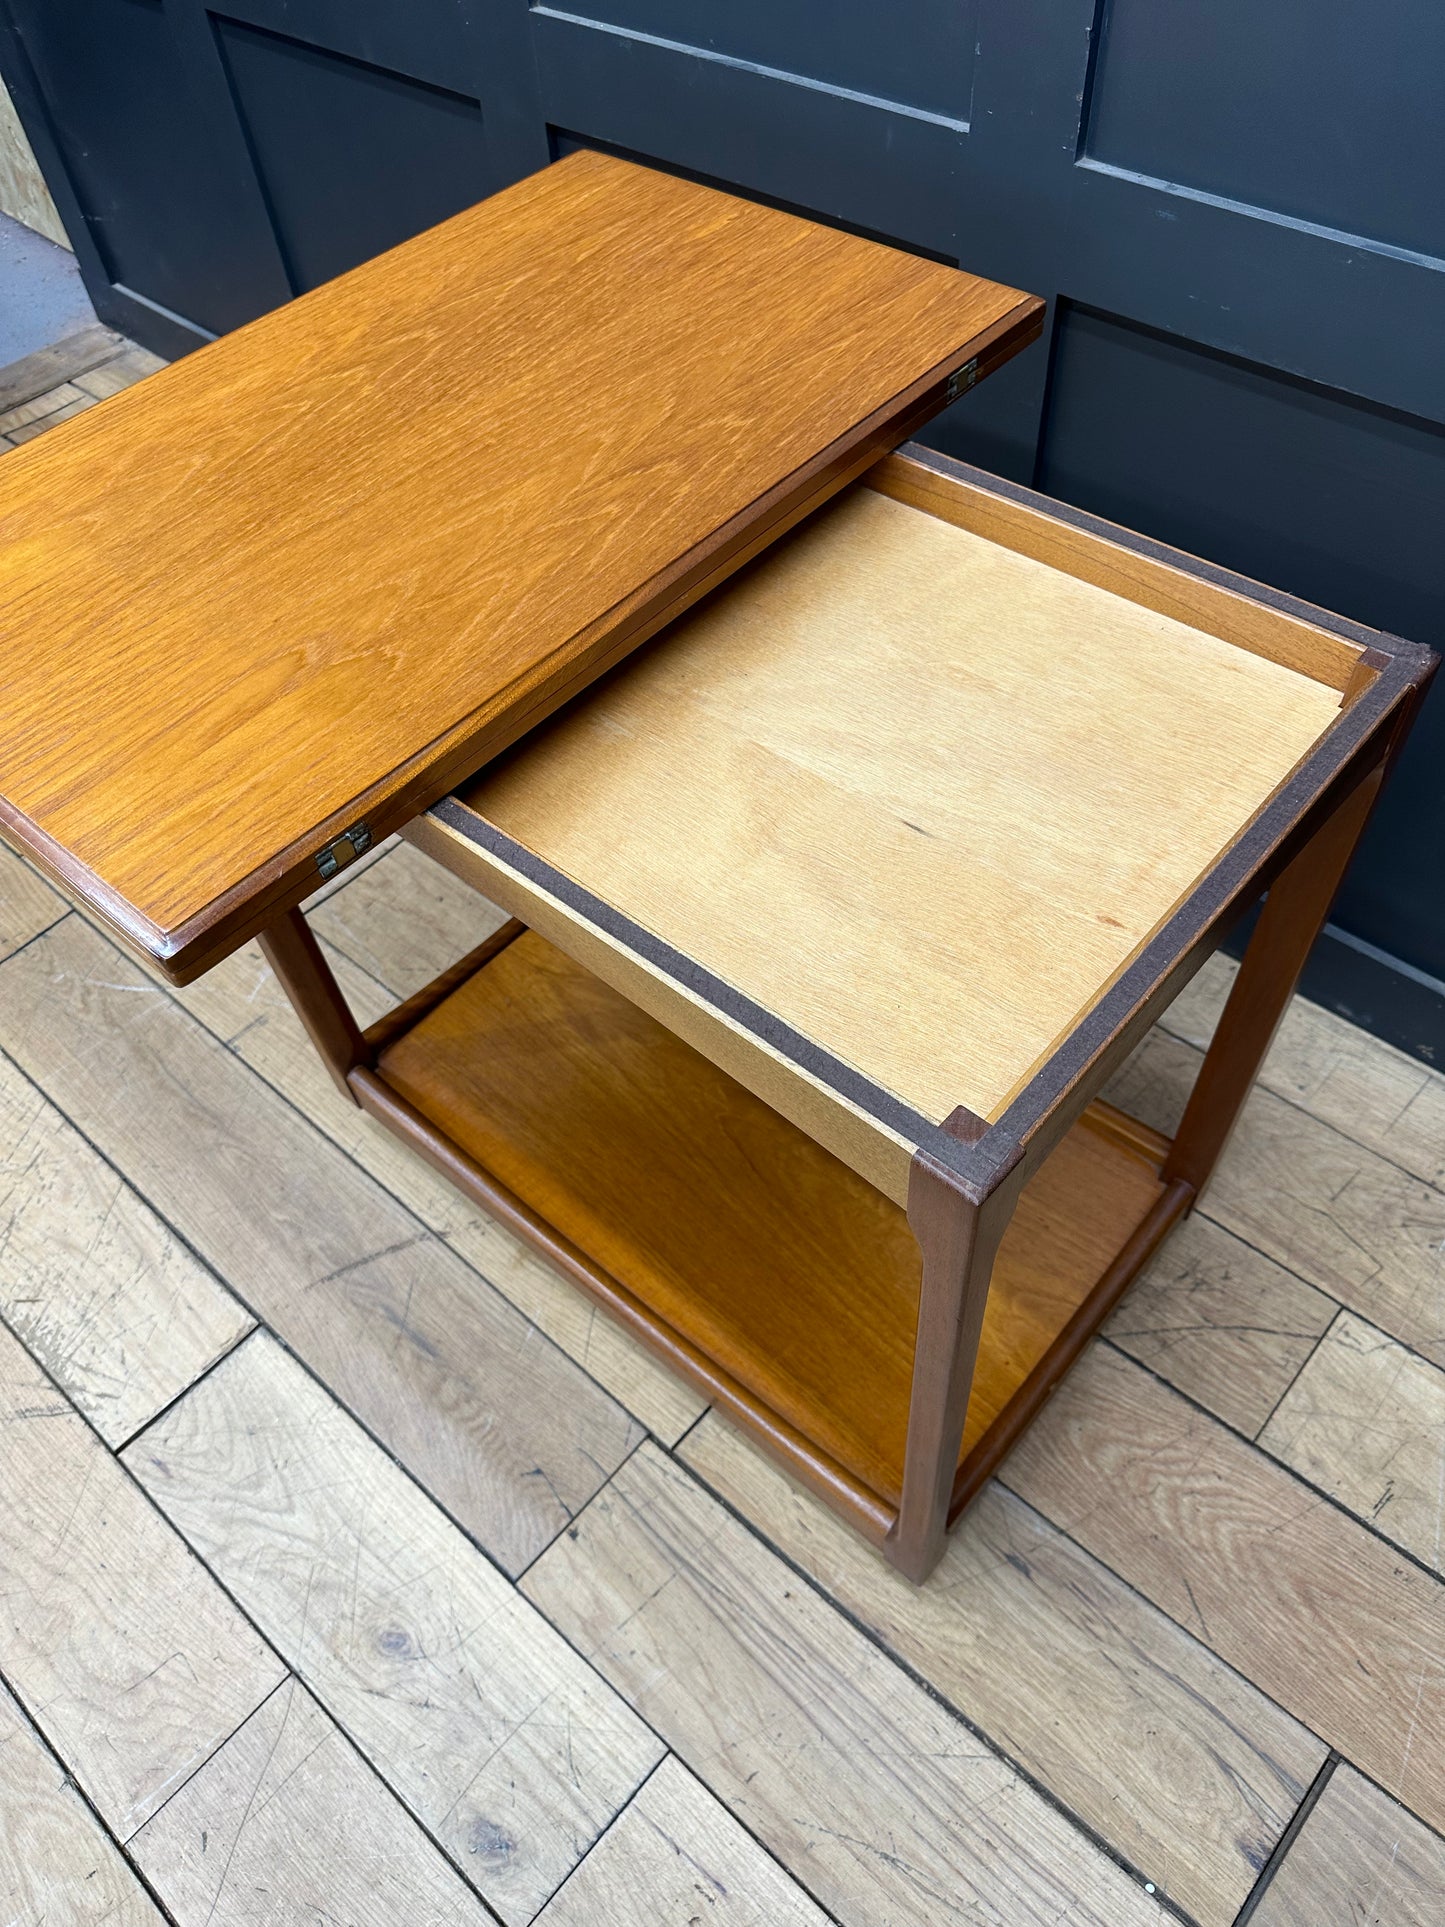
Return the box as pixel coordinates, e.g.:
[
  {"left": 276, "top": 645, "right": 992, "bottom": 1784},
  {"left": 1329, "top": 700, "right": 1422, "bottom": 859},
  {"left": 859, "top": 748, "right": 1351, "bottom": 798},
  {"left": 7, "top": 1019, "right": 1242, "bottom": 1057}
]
[{"left": 3, "top": 0, "right": 1442, "bottom": 1052}]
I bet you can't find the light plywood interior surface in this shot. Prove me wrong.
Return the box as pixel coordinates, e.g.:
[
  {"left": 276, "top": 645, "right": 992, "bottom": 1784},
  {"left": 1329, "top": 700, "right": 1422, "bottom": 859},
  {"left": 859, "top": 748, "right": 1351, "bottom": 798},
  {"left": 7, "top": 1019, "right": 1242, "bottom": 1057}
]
[{"left": 460, "top": 482, "right": 1343, "bottom": 1126}]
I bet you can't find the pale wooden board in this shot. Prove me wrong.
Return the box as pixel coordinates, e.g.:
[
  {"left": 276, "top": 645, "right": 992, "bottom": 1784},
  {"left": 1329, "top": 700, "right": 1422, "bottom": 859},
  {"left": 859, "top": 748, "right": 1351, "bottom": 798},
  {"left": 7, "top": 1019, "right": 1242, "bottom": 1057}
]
[
  {"left": 125, "top": 1331, "right": 661, "bottom": 1926},
  {"left": 1103, "top": 1212, "right": 1336, "bottom": 1437},
  {"left": 0, "top": 75, "right": 68, "bottom": 246},
  {"left": 72, "top": 347, "right": 167, "bottom": 402},
  {"left": 465, "top": 485, "right": 1341, "bottom": 1124},
  {"left": 523, "top": 1443, "right": 1170, "bottom": 1927},
  {"left": 1260, "top": 1311, "right": 1445, "bottom": 1576},
  {"left": 0, "top": 324, "right": 123, "bottom": 417},
  {"left": 129, "top": 1677, "right": 496, "bottom": 1927},
  {"left": 8, "top": 394, "right": 97, "bottom": 443},
  {"left": 0, "top": 840, "right": 64, "bottom": 959},
  {"left": 1005, "top": 1344, "right": 1445, "bottom": 1834},
  {"left": 0, "top": 1316, "right": 283, "bottom": 1836},
  {"left": 538, "top": 1757, "right": 830, "bottom": 1927},
  {"left": 0, "top": 1679, "right": 165, "bottom": 1926},
  {"left": 682, "top": 1411, "right": 1323, "bottom": 1927},
  {"left": 0, "top": 1047, "right": 253, "bottom": 1443},
  {"left": 1101, "top": 1018, "right": 1202, "bottom": 1139},
  {"left": 1162, "top": 951, "right": 1445, "bottom": 1190},
  {"left": 307, "top": 839, "right": 511, "bottom": 999},
  {"left": 867, "top": 451, "right": 1363, "bottom": 690},
  {"left": 0, "top": 381, "right": 92, "bottom": 436},
  {"left": 1252, "top": 1764, "right": 1445, "bottom": 1927},
  {"left": 171, "top": 931, "right": 472, "bottom": 1235},
  {"left": 170, "top": 925, "right": 705, "bottom": 1444},
  {"left": 0, "top": 916, "right": 643, "bottom": 1574},
  {"left": 1109, "top": 1029, "right": 1445, "bottom": 1369}
]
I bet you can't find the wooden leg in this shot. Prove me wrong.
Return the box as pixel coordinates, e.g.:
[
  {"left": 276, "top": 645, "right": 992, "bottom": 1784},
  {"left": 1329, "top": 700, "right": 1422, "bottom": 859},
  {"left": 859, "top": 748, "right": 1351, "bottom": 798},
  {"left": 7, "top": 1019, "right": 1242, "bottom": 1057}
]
[
  {"left": 1162, "top": 765, "right": 1383, "bottom": 1198},
  {"left": 889, "top": 1152, "right": 1025, "bottom": 1583},
  {"left": 257, "top": 907, "right": 369, "bottom": 1102}
]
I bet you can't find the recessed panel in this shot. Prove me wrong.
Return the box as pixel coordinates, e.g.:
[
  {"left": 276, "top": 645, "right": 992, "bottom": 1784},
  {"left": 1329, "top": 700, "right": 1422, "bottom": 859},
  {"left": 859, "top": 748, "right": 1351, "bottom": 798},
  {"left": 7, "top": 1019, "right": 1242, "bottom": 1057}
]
[
  {"left": 216, "top": 18, "right": 487, "bottom": 291},
  {"left": 12, "top": 0, "right": 274, "bottom": 330},
  {"left": 535, "top": 15, "right": 968, "bottom": 259},
  {"left": 1038, "top": 305, "right": 1445, "bottom": 971},
  {"left": 1086, "top": 0, "right": 1445, "bottom": 260},
  {"left": 551, "top": 0, "right": 977, "bottom": 125},
  {"left": 214, "top": 0, "right": 473, "bottom": 92}
]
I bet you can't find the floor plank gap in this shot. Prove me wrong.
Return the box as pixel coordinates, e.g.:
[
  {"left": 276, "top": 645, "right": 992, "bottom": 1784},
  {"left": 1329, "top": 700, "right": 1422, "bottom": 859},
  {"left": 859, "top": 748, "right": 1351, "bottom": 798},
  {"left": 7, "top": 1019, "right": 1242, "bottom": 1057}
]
[
  {"left": 1230, "top": 1753, "right": 1338, "bottom": 1927},
  {"left": 657, "top": 1431, "right": 1207, "bottom": 1925}
]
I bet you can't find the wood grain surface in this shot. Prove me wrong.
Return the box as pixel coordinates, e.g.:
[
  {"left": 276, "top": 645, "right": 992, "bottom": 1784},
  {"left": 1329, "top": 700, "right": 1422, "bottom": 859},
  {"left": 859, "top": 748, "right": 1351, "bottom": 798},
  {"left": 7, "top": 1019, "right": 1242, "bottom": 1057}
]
[
  {"left": 524, "top": 1443, "right": 1170, "bottom": 1927},
  {"left": 5, "top": 344, "right": 1444, "bottom": 1927},
  {"left": 1164, "top": 950, "right": 1445, "bottom": 1189},
  {"left": 537, "top": 1758, "right": 831, "bottom": 1927},
  {"left": 0, "top": 1046, "right": 252, "bottom": 1442},
  {"left": 0, "top": 382, "right": 94, "bottom": 438},
  {"left": 458, "top": 482, "right": 1340, "bottom": 1131},
  {"left": 0, "top": 1680, "right": 166, "bottom": 1926},
  {"left": 129, "top": 1679, "right": 495, "bottom": 1927},
  {"left": 1251, "top": 1764, "right": 1445, "bottom": 1927},
  {"left": 0, "top": 322, "right": 126, "bottom": 417},
  {"left": 172, "top": 905, "right": 706, "bottom": 1443},
  {"left": 0, "top": 842, "right": 62, "bottom": 959},
  {"left": 1005, "top": 1344, "right": 1445, "bottom": 1833},
  {"left": 1111, "top": 1027, "right": 1445, "bottom": 1368},
  {"left": 1159, "top": 767, "right": 1383, "bottom": 1200},
  {"left": 3, "top": 390, "right": 97, "bottom": 444},
  {"left": 409, "top": 804, "right": 919, "bottom": 1203},
  {"left": 684, "top": 1413, "right": 1324, "bottom": 1927},
  {"left": 0, "top": 914, "right": 642, "bottom": 1572},
  {"left": 71, "top": 346, "right": 167, "bottom": 401},
  {"left": 1260, "top": 1312, "right": 1445, "bottom": 1574},
  {"left": 1104, "top": 1211, "right": 1335, "bottom": 1436},
  {"left": 376, "top": 930, "right": 1164, "bottom": 1508},
  {"left": 0, "top": 1317, "right": 283, "bottom": 1837},
  {"left": 0, "top": 149, "right": 1038, "bottom": 979},
  {"left": 126, "top": 1332, "right": 660, "bottom": 1924}
]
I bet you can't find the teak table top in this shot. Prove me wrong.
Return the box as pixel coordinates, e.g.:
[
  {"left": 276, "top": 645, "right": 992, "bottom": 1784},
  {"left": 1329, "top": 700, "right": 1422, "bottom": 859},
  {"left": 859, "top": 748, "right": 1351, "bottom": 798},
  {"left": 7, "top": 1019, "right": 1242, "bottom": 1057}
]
[
  {"left": 0, "top": 149, "right": 1040, "bottom": 981},
  {"left": 435, "top": 456, "right": 1353, "bottom": 1199}
]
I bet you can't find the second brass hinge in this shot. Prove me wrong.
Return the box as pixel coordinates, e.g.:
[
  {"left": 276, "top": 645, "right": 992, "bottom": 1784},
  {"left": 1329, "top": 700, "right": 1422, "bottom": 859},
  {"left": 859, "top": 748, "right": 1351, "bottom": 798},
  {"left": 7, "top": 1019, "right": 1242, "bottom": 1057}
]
[
  {"left": 315, "top": 820, "right": 372, "bottom": 881},
  {"left": 946, "top": 358, "right": 978, "bottom": 403}
]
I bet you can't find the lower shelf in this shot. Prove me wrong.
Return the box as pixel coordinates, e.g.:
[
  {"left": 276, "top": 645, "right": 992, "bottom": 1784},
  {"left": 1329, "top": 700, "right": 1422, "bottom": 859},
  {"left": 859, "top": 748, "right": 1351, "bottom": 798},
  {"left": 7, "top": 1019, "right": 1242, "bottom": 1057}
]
[{"left": 359, "top": 929, "right": 1188, "bottom": 1540}]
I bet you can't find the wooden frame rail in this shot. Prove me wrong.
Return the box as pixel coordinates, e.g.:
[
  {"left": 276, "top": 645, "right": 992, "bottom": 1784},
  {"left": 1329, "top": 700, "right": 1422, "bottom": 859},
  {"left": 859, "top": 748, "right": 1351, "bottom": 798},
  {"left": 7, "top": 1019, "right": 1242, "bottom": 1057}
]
[
  {"left": 256, "top": 722, "right": 1390, "bottom": 1581},
  {"left": 254, "top": 450, "right": 1434, "bottom": 1584}
]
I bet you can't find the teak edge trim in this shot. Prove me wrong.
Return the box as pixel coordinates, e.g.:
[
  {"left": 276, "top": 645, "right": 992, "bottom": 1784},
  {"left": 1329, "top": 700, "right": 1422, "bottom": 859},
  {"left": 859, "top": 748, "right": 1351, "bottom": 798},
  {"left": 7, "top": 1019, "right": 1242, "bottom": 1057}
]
[
  {"left": 426, "top": 444, "right": 1437, "bottom": 1210},
  {"left": 0, "top": 301, "right": 1043, "bottom": 986}
]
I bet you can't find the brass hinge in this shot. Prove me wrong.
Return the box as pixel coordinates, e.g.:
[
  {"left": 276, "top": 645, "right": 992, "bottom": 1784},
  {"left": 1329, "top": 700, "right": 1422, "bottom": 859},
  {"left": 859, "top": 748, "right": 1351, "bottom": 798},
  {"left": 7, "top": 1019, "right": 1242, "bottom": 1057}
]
[
  {"left": 314, "top": 820, "right": 372, "bottom": 881},
  {"left": 946, "top": 358, "right": 978, "bottom": 403}
]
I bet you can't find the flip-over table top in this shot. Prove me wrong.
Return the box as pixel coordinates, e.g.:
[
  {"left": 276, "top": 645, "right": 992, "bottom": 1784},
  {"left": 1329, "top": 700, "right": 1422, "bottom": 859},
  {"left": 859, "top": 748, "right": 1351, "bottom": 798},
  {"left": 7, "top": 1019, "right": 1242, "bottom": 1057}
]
[{"left": 0, "top": 148, "right": 1040, "bottom": 981}]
